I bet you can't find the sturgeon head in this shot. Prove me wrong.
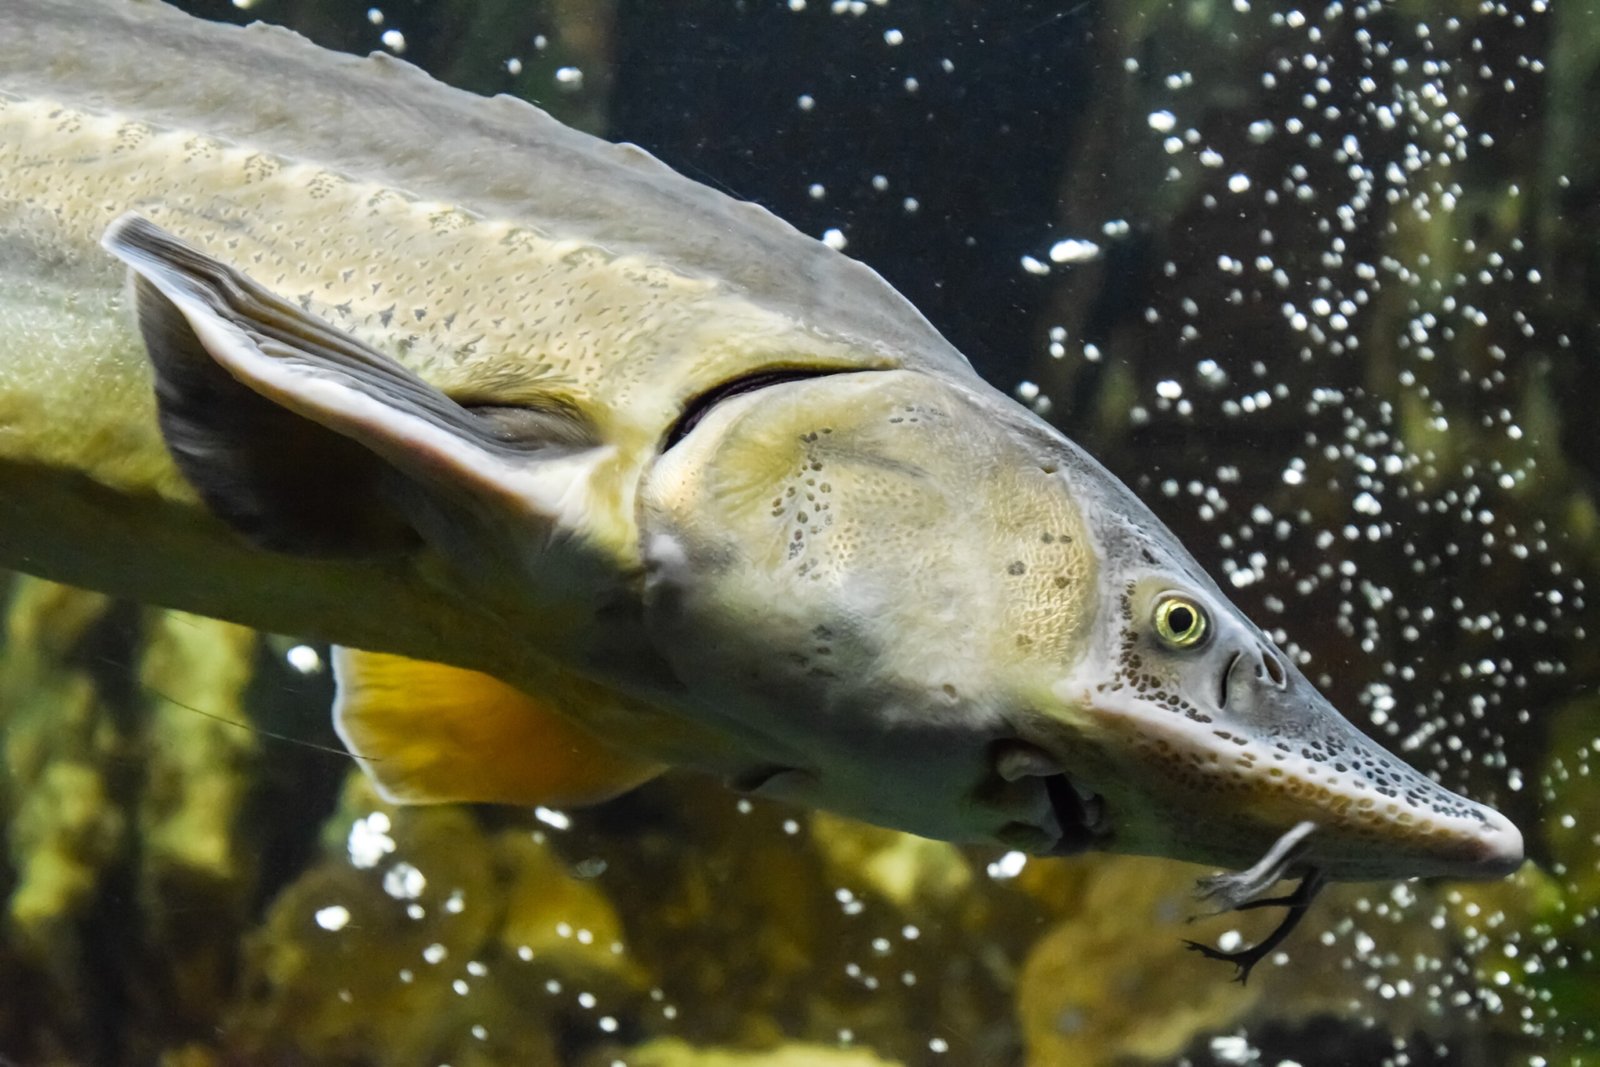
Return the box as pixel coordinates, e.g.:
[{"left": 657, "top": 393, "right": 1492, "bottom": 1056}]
[
  {"left": 1039, "top": 478, "right": 1526, "bottom": 883},
  {"left": 640, "top": 365, "right": 1523, "bottom": 885}
]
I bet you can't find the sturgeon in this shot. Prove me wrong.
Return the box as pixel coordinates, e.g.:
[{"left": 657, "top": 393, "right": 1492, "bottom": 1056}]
[{"left": 0, "top": 0, "right": 1521, "bottom": 975}]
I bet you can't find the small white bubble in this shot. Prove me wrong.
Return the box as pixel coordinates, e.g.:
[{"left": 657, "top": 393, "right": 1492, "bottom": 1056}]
[
  {"left": 1228, "top": 173, "right": 1252, "bottom": 193},
  {"left": 884, "top": 28, "right": 904, "bottom": 45},
  {"left": 1210, "top": 1034, "right": 1257, "bottom": 1065},
  {"left": 380, "top": 28, "right": 406, "bottom": 53},
  {"left": 383, "top": 862, "right": 427, "bottom": 901},
  {"left": 286, "top": 644, "right": 322, "bottom": 674},
  {"left": 1020, "top": 255, "right": 1050, "bottom": 276},
  {"left": 986, "top": 851, "right": 1027, "bottom": 880},
  {"left": 347, "top": 812, "right": 396, "bottom": 870},
  {"left": 315, "top": 905, "right": 351, "bottom": 932},
  {"left": 822, "top": 228, "right": 848, "bottom": 250},
  {"left": 535, "top": 806, "right": 571, "bottom": 830},
  {"left": 554, "top": 66, "right": 584, "bottom": 89},
  {"left": 1147, "top": 109, "right": 1177, "bottom": 132},
  {"left": 1048, "top": 237, "right": 1102, "bottom": 264}
]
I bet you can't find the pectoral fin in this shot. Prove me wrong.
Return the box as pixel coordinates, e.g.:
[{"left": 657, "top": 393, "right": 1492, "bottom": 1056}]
[
  {"left": 101, "top": 214, "right": 605, "bottom": 557},
  {"left": 332, "top": 648, "right": 663, "bottom": 807}
]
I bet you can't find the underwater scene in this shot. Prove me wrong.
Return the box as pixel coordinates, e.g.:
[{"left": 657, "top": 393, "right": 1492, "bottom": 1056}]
[{"left": 0, "top": 0, "right": 1596, "bottom": 1064}]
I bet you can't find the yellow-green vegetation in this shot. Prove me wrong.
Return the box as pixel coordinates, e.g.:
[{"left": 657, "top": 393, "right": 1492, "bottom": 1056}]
[
  {"left": 1017, "top": 857, "right": 1259, "bottom": 1065},
  {"left": 1, "top": 579, "right": 123, "bottom": 942},
  {"left": 0, "top": 579, "right": 267, "bottom": 1057},
  {"left": 593, "top": 1039, "right": 904, "bottom": 1067}
]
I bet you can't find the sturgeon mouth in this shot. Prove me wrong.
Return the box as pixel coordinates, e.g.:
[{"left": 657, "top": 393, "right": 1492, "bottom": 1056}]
[
  {"left": 661, "top": 368, "right": 851, "bottom": 452},
  {"left": 993, "top": 740, "right": 1111, "bottom": 855},
  {"left": 1043, "top": 772, "right": 1110, "bottom": 855}
]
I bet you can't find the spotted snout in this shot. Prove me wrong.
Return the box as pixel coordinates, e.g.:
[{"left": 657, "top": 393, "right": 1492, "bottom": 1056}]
[
  {"left": 1214, "top": 646, "right": 1523, "bottom": 880},
  {"left": 1050, "top": 644, "right": 1524, "bottom": 882}
]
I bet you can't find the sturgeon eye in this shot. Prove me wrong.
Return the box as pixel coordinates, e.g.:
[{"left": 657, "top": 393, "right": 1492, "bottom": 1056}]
[{"left": 1154, "top": 595, "right": 1209, "bottom": 648}]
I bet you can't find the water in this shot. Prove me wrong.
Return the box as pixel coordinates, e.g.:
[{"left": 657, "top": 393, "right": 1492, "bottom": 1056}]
[{"left": 0, "top": 1, "right": 1595, "bottom": 1064}]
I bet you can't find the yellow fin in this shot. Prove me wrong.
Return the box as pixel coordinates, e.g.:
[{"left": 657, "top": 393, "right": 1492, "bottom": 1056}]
[{"left": 331, "top": 648, "right": 663, "bottom": 807}]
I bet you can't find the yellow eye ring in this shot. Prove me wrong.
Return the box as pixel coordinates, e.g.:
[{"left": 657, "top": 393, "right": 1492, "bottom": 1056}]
[{"left": 1154, "top": 595, "right": 1208, "bottom": 648}]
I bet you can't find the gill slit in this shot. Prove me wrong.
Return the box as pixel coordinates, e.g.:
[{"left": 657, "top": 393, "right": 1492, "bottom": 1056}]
[{"left": 661, "top": 368, "right": 851, "bottom": 452}]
